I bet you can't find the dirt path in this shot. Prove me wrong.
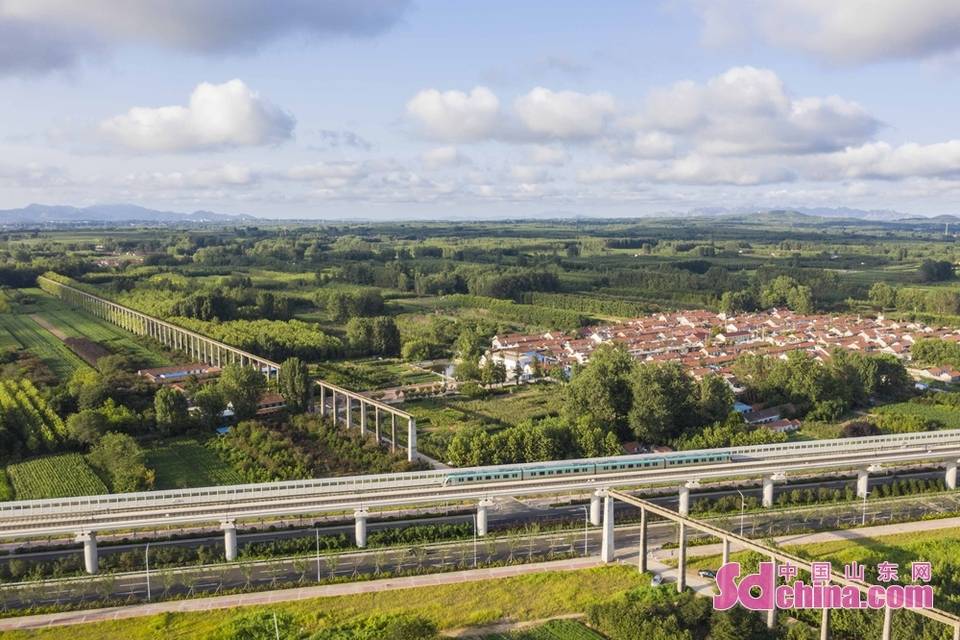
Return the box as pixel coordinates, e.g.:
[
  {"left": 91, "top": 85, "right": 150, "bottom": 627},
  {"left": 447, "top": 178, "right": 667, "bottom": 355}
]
[
  {"left": 29, "top": 314, "right": 67, "bottom": 340},
  {"left": 442, "top": 613, "right": 585, "bottom": 637}
]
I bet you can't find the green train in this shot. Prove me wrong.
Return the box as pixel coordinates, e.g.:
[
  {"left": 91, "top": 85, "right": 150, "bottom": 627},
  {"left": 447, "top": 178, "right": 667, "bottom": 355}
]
[{"left": 443, "top": 450, "right": 732, "bottom": 486}]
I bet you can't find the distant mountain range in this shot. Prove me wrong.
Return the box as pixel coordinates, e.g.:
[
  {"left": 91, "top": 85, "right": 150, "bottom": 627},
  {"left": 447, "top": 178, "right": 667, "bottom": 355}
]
[
  {"left": 0, "top": 203, "right": 259, "bottom": 225},
  {"left": 0, "top": 202, "right": 957, "bottom": 226}
]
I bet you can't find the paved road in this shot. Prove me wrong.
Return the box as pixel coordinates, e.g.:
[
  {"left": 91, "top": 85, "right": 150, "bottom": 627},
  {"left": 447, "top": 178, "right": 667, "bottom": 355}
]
[
  {"left": 6, "top": 514, "right": 959, "bottom": 633},
  {"left": 1, "top": 489, "right": 957, "bottom": 611}
]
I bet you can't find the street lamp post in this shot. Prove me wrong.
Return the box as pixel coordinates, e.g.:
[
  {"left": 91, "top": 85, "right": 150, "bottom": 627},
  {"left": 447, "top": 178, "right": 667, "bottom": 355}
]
[
  {"left": 145, "top": 542, "right": 151, "bottom": 602},
  {"left": 736, "top": 489, "right": 746, "bottom": 537},
  {"left": 861, "top": 491, "right": 870, "bottom": 526}
]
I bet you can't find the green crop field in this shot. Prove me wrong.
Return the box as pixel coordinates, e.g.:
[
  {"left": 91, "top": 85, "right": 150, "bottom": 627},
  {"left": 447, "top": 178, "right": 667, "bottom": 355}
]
[
  {"left": 873, "top": 401, "right": 960, "bottom": 429},
  {"left": 23, "top": 289, "right": 171, "bottom": 368},
  {"left": 5, "top": 454, "right": 108, "bottom": 499},
  {"left": 481, "top": 619, "right": 605, "bottom": 640},
  {"left": 0, "top": 312, "right": 88, "bottom": 377},
  {"left": 146, "top": 438, "right": 245, "bottom": 489}
]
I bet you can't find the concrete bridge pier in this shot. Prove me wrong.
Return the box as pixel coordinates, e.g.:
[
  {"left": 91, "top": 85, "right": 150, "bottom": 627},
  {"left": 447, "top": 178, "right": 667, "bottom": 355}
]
[
  {"left": 678, "top": 480, "right": 699, "bottom": 516},
  {"left": 589, "top": 491, "right": 602, "bottom": 526},
  {"left": 476, "top": 498, "right": 493, "bottom": 536},
  {"left": 407, "top": 418, "right": 417, "bottom": 462},
  {"left": 222, "top": 521, "right": 238, "bottom": 561},
  {"left": 600, "top": 492, "right": 615, "bottom": 563},
  {"left": 762, "top": 476, "right": 775, "bottom": 508},
  {"left": 857, "top": 464, "right": 883, "bottom": 498},
  {"left": 947, "top": 461, "right": 958, "bottom": 490},
  {"left": 857, "top": 468, "right": 871, "bottom": 498},
  {"left": 76, "top": 531, "right": 98, "bottom": 575},
  {"left": 360, "top": 401, "right": 367, "bottom": 436},
  {"left": 354, "top": 509, "right": 368, "bottom": 548}
]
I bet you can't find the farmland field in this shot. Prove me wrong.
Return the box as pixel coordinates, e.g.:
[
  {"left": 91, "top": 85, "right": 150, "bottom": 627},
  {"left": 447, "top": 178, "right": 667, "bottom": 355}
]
[
  {"left": 21, "top": 289, "right": 170, "bottom": 368},
  {"left": 872, "top": 401, "right": 960, "bottom": 429},
  {"left": 5, "top": 454, "right": 108, "bottom": 499},
  {"left": 0, "top": 312, "right": 88, "bottom": 377},
  {"left": 146, "top": 438, "right": 245, "bottom": 489}
]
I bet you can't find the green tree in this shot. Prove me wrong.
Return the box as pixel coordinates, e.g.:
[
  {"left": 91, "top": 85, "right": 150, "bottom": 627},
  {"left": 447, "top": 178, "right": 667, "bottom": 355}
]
[
  {"left": 278, "top": 357, "right": 311, "bottom": 413},
  {"left": 371, "top": 317, "right": 401, "bottom": 356},
  {"left": 193, "top": 385, "right": 226, "bottom": 429},
  {"left": 868, "top": 282, "right": 898, "bottom": 309},
  {"left": 87, "top": 432, "right": 154, "bottom": 492},
  {"left": 65, "top": 409, "right": 107, "bottom": 446},
  {"left": 698, "top": 374, "right": 734, "bottom": 424},
  {"left": 629, "top": 362, "right": 698, "bottom": 444},
  {"left": 346, "top": 317, "right": 373, "bottom": 354},
  {"left": 563, "top": 343, "right": 636, "bottom": 432},
  {"left": 154, "top": 386, "right": 189, "bottom": 436},
  {"left": 218, "top": 364, "right": 266, "bottom": 420},
  {"left": 480, "top": 359, "right": 507, "bottom": 385}
]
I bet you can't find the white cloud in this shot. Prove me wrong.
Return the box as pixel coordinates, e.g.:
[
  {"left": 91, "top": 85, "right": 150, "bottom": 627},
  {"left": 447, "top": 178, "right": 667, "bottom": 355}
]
[
  {"left": 0, "top": 161, "right": 71, "bottom": 187},
  {"left": 422, "top": 146, "right": 469, "bottom": 170},
  {"left": 509, "top": 165, "right": 551, "bottom": 183},
  {"left": 641, "top": 66, "right": 878, "bottom": 155},
  {"left": 527, "top": 145, "right": 569, "bottom": 165},
  {"left": 100, "top": 79, "right": 295, "bottom": 152},
  {"left": 513, "top": 87, "right": 616, "bottom": 139},
  {"left": 0, "top": 0, "right": 410, "bottom": 74},
  {"left": 284, "top": 160, "right": 374, "bottom": 188},
  {"left": 122, "top": 164, "right": 257, "bottom": 190},
  {"left": 405, "top": 86, "right": 501, "bottom": 142},
  {"left": 579, "top": 154, "right": 795, "bottom": 186},
  {"left": 630, "top": 132, "right": 676, "bottom": 158},
  {"left": 825, "top": 141, "right": 960, "bottom": 180},
  {"left": 694, "top": 0, "right": 960, "bottom": 65}
]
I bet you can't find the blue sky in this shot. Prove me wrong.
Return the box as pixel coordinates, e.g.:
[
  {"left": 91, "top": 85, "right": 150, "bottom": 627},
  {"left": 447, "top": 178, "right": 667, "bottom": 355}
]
[{"left": 1, "top": 0, "right": 959, "bottom": 219}]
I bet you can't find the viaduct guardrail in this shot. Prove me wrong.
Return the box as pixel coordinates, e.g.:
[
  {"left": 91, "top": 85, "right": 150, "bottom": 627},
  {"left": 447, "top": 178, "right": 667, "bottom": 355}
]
[
  {"left": 36, "top": 275, "right": 417, "bottom": 460},
  {"left": 3, "top": 430, "right": 960, "bottom": 574}
]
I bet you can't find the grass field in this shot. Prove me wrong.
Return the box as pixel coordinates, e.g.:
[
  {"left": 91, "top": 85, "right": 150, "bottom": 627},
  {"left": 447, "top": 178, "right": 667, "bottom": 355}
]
[
  {"left": 146, "top": 438, "right": 244, "bottom": 489},
  {"left": 481, "top": 619, "right": 605, "bottom": 640},
  {"left": 4, "top": 454, "right": 108, "bottom": 499},
  {"left": 410, "top": 384, "right": 562, "bottom": 434},
  {"left": 0, "top": 566, "right": 643, "bottom": 640}
]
